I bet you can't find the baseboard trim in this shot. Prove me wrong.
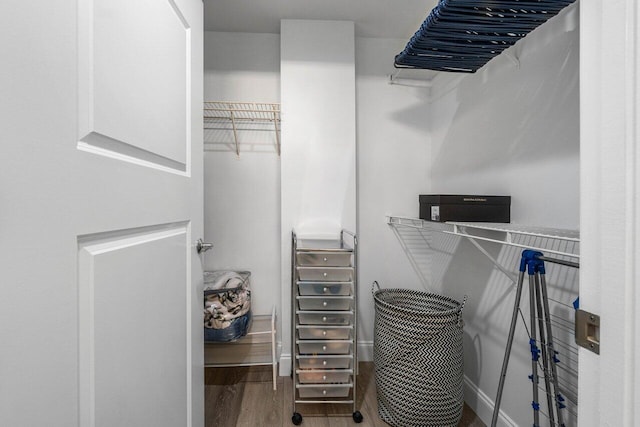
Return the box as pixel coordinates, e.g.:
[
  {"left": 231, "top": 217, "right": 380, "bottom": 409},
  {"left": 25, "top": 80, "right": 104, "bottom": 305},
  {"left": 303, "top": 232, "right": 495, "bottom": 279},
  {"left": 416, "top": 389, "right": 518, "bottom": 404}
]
[
  {"left": 463, "top": 376, "right": 518, "bottom": 427},
  {"left": 279, "top": 353, "right": 291, "bottom": 376},
  {"left": 357, "top": 341, "right": 373, "bottom": 361}
]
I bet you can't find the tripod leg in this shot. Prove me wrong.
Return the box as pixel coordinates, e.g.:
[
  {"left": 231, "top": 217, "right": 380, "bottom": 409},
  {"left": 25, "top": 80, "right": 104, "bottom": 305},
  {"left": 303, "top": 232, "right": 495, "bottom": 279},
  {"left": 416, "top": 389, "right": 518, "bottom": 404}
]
[
  {"left": 539, "top": 273, "right": 566, "bottom": 426},
  {"left": 534, "top": 272, "right": 556, "bottom": 427},
  {"left": 491, "top": 271, "right": 526, "bottom": 427},
  {"left": 528, "top": 274, "right": 540, "bottom": 427}
]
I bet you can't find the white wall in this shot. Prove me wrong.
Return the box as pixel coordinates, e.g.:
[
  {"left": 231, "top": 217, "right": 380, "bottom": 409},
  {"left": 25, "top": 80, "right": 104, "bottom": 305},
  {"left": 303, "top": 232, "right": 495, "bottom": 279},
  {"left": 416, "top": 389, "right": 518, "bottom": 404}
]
[
  {"left": 203, "top": 31, "right": 281, "bottom": 318},
  {"left": 279, "top": 20, "right": 357, "bottom": 374},
  {"left": 280, "top": 20, "right": 357, "bottom": 237},
  {"left": 354, "top": 37, "right": 432, "bottom": 356},
  {"left": 204, "top": 32, "right": 280, "bottom": 102},
  {"left": 428, "top": 8, "right": 580, "bottom": 229},
  {"left": 419, "top": 5, "right": 580, "bottom": 426}
]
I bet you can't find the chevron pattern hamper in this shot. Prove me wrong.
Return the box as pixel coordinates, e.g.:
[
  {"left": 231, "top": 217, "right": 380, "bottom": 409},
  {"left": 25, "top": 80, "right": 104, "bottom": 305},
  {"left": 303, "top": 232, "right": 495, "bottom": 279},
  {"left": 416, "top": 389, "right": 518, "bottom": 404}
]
[{"left": 373, "top": 285, "right": 465, "bottom": 427}]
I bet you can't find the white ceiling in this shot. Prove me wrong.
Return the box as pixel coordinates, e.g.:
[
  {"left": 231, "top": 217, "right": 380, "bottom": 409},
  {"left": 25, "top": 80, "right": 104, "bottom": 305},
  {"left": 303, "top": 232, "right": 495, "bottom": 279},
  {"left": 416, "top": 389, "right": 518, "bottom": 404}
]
[{"left": 203, "top": 0, "right": 438, "bottom": 39}]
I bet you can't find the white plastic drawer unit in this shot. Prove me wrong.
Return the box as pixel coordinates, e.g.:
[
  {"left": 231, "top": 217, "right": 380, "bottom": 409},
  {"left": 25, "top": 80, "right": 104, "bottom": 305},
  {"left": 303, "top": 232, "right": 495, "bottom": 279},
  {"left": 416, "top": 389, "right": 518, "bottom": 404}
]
[
  {"left": 297, "top": 369, "right": 352, "bottom": 384},
  {"left": 296, "top": 311, "right": 353, "bottom": 325},
  {"left": 297, "top": 266, "right": 353, "bottom": 282},
  {"left": 297, "top": 340, "right": 352, "bottom": 355},
  {"left": 297, "top": 282, "right": 351, "bottom": 296},
  {"left": 292, "top": 231, "right": 360, "bottom": 422},
  {"left": 296, "top": 355, "right": 353, "bottom": 369},
  {"left": 297, "top": 295, "right": 353, "bottom": 311},
  {"left": 297, "top": 325, "right": 352, "bottom": 340},
  {"left": 296, "top": 251, "right": 352, "bottom": 267},
  {"left": 296, "top": 384, "right": 352, "bottom": 398}
]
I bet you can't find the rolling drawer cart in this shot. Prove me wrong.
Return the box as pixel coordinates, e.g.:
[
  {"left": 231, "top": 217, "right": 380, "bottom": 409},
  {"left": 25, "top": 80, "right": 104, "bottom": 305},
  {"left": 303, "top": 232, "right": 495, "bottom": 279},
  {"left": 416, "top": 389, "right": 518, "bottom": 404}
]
[{"left": 291, "top": 230, "right": 363, "bottom": 425}]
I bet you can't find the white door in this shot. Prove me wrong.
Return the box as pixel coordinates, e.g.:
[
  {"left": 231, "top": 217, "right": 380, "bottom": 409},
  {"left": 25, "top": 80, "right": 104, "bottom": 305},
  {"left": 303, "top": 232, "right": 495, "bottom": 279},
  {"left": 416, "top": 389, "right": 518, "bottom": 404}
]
[
  {"left": 580, "top": 0, "right": 640, "bottom": 426},
  {"left": 0, "top": 1, "right": 204, "bottom": 426}
]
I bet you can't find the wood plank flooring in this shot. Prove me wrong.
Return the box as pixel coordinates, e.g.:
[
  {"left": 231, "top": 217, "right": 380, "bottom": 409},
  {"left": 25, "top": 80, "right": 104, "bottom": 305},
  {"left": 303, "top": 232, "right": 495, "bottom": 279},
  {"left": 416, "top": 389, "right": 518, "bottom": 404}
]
[{"left": 205, "top": 362, "right": 485, "bottom": 427}]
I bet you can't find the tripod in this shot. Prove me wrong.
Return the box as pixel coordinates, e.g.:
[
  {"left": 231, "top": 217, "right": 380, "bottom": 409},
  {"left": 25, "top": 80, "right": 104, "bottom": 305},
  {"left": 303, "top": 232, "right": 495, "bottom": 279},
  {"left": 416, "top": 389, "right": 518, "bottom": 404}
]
[{"left": 491, "top": 250, "right": 571, "bottom": 427}]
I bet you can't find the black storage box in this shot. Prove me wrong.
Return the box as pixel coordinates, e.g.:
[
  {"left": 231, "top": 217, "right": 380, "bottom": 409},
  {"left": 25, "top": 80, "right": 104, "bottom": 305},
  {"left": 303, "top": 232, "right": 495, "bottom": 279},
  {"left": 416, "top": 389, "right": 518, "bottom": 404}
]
[{"left": 419, "top": 195, "right": 511, "bottom": 223}]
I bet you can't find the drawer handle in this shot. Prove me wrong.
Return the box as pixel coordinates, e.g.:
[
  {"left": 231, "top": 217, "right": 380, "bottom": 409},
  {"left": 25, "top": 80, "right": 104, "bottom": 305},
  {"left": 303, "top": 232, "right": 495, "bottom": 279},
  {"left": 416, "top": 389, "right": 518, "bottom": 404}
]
[
  {"left": 322, "top": 330, "right": 327, "bottom": 336},
  {"left": 322, "top": 301, "right": 328, "bottom": 307},
  {"left": 322, "top": 316, "right": 327, "bottom": 322},
  {"left": 323, "top": 360, "right": 327, "bottom": 366},
  {"left": 323, "top": 272, "right": 328, "bottom": 277},
  {"left": 322, "top": 345, "right": 327, "bottom": 351},
  {"left": 322, "top": 375, "right": 327, "bottom": 381},
  {"left": 323, "top": 287, "right": 328, "bottom": 293},
  {"left": 322, "top": 390, "right": 327, "bottom": 395},
  {"left": 323, "top": 257, "right": 328, "bottom": 262}
]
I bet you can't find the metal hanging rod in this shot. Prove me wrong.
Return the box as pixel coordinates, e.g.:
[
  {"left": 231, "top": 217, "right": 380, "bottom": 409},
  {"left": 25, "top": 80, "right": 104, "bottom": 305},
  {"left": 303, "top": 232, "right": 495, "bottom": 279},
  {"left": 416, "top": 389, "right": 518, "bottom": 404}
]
[{"left": 387, "top": 70, "right": 434, "bottom": 88}]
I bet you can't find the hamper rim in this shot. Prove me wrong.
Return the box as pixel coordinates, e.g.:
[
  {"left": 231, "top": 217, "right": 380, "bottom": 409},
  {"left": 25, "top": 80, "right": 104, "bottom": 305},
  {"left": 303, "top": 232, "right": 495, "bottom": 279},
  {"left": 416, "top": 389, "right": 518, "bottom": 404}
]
[
  {"left": 204, "top": 270, "right": 251, "bottom": 294},
  {"left": 373, "top": 288, "right": 463, "bottom": 317}
]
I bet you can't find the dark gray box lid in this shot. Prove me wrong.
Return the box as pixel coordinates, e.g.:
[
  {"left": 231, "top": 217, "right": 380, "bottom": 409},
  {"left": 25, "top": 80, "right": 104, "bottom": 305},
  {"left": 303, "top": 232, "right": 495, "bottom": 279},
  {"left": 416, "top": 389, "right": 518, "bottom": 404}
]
[{"left": 419, "top": 194, "right": 511, "bottom": 205}]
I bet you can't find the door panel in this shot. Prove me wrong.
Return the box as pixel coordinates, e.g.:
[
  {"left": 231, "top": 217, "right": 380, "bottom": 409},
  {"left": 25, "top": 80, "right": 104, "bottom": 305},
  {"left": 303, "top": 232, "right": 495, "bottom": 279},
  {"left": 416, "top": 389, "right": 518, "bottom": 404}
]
[
  {"left": 78, "top": 0, "right": 191, "bottom": 172},
  {"left": 78, "top": 224, "right": 191, "bottom": 427},
  {"left": 0, "top": 1, "right": 203, "bottom": 426}
]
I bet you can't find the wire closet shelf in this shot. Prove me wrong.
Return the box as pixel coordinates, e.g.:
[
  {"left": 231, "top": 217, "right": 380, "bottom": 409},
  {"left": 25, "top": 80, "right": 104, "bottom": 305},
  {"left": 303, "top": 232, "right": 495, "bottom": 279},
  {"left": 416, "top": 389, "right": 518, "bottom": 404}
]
[
  {"left": 204, "top": 101, "right": 281, "bottom": 155},
  {"left": 394, "top": 0, "right": 577, "bottom": 73},
  {"left": 386, "top": 215, "right": 579, "bottom": 259}
]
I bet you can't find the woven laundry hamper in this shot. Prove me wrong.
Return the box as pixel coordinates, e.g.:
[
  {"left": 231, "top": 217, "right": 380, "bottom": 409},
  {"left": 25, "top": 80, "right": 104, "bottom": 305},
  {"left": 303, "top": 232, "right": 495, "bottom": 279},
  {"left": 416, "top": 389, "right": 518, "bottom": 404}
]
[{"left": 373, "top": 283, "right": 466, "bottom": 427}]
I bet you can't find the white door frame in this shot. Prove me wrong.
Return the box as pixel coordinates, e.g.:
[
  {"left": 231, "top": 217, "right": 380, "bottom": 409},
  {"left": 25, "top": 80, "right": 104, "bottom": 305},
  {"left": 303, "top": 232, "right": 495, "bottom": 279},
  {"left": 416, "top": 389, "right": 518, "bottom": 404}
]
[{"left": 579, "top": 0, "right": 640, "bottom": 425}]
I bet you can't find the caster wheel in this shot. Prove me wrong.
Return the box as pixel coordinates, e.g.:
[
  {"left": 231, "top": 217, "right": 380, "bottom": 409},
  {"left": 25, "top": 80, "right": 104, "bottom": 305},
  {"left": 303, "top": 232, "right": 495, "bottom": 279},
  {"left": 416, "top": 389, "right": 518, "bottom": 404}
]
[
  {"left": 352, "top": 411, "right": 363, "bottom": 423},
  {"left": 292, "top": 412, "right": 303, "bottom": 425}
]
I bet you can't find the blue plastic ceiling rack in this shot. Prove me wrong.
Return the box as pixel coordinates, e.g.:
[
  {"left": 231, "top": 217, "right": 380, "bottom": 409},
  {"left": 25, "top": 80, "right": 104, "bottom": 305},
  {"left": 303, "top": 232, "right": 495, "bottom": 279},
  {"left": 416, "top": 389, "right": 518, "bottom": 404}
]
[{"left": 394, "top": 0, "right": 577, "bottom": 73}]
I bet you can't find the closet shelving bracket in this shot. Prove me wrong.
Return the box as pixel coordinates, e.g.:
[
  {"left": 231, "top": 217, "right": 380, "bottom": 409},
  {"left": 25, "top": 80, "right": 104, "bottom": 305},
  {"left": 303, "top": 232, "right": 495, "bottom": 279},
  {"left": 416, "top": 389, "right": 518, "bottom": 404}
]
[{"left": 204, "top": 101, "right": 281, "bottom": 156}]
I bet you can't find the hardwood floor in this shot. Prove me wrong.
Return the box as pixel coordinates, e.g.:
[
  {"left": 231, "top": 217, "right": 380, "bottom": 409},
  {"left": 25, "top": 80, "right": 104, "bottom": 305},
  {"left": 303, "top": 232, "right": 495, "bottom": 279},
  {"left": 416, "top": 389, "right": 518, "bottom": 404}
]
[{"left": 205, "top": 362, "right": 486, "bottom": 427}]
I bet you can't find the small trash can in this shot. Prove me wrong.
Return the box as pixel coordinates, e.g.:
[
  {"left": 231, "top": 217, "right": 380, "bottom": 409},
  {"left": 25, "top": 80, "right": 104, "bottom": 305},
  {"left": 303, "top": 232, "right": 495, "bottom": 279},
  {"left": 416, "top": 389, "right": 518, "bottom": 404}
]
[{"left": 373, "top": 282, "right": 466, "bottom": 427}]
